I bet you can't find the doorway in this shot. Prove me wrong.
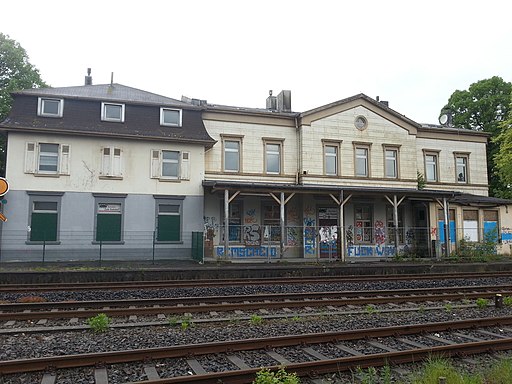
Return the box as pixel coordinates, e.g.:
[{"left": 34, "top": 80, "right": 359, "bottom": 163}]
[{"left": 318, "top": 207, "right": 338, "bottom": 258}]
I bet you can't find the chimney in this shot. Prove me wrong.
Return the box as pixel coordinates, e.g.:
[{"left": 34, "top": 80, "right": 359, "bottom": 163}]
[
  {"left": 84, "top": 68, "right": 92, "bottom": 85},
  {"left": 277, "top": 90, "right": 291, "bottom": 112},
  {"left": 266, "top": 90, "right": 277, "bottom": 110}
]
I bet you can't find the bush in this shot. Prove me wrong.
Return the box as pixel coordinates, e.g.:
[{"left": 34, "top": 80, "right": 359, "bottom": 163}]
[
  {"left": 253, "top": 367, "right": 300, "bottom": 384},
  {"left": 87, "top": 313, "right": 111, "bottom": 333}
]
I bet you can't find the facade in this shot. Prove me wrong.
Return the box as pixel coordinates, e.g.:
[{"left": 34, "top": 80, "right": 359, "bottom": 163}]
[
  {"left": 1, "top": 81, "right": 511, "bottom": 262},
  {"left": 0, "top": 81, "right": 214, "bottom": 261},
  {"left": 202, "top": 92, "right": 512, "bottom": 261}
]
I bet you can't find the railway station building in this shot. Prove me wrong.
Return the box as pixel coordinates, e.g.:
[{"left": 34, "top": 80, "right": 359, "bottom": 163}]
[{"left": 1, "top": 77, "right": 511, "bottom": 261}]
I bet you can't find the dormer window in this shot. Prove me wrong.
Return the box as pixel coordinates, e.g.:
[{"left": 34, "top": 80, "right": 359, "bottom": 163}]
[
  {"left": 38, "top": 98, "right": 63, "bottom": 117},
  {"left": 101, "top": 102, "right": 125, "bottom": 122},
  {"left": 160, "top": 108, "right": 182, "bottom": 127}
]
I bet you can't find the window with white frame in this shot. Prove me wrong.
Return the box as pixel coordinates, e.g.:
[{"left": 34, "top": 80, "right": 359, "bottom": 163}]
[
  {"left": 323, "top": 141, "right": 340, "bottom": 176},
  {"left": 384, "top": 146, "right": 399, "bottom": 178},
  {"left": 101, "top": 102, "right": 125, "bottom": 122},
  {"left": 354, "top": 143, "right": 371, "bottom": 177},
  {"left": 38, "top": 97, "right": 63, "bottom": 117},
  {"left": 150, "top": 149, "right": 190, "bottom": 180},
  {"left": 100, "top": 147, "right": 123, "bottom": 178},
  {"left": 424, "top": 151, "right": 439, "bottom": 182},
  {"left": 455, "top": 154, "right": 469, "bottom": 183},
  {"left": 223, "top": 137, "right": 242, "bottom": 173},
  {"left": 264, "top": 140, "right": 282, "bottom": 174},
  {"left": 160, "top": 108, "right": 182, "bottom": 127},
  {"left": 24, "top": 142, "right": 70, "bottom": 176}
]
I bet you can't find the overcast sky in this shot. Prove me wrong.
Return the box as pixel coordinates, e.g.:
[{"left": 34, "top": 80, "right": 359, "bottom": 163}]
[{"left": 3, "top": 0, "right": 511, "bottom": 123}]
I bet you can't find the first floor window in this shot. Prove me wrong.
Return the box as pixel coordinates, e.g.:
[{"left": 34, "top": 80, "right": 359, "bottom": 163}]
[
  {"left": 156, "top": 204, "right": 181, "bottom": 241},
  {"left": 355, "top": 147, "right": 369, "bottom": 177},
  {"left": 354, "top": 205, "right": 373, "bottom": 243},
  {"left": 224, "top": 139, "right": 241, "bottom": 172},
  {"left": 324, "top": 144, "right": 338, "bottom": 176},
  {"left": 101, "top": 147, "right": 123, "bottom": 177},
  {"left": 25, "top": 142, "right": 70, "bottom": 175},
  {"left": 265, "top": 141, "right": 282, "bottom": 174},
  {"left": 96, "top": 202, "right": 123, "bottom": 241},
  {"left": 456, "top": 155, "right": 468, "bottom": 183},
  {"left": 425, "top": 152, "right": 438, "bottom": 182},
  {"left": 151, "top": 149, "right": 190, "bottom": 180},
  {"left": 30, "top": 201, "right": 58, "bottom": 241},
  {"left": 385, "top": 148, "right": 398, "bottom": 178}
]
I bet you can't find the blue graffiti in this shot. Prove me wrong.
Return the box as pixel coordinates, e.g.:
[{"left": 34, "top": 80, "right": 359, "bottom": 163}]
[
  {"left": 215, "top": 246, "right": 278, "bottom": 258},
  {"left": 348, "top": 245, "right": 397, "bottom": 257}
]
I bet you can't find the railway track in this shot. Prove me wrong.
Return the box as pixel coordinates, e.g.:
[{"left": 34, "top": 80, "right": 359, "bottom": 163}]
[
  {"left": 1, "top": 271, "right": 512, "bottom": 292},
  {"left": 2, "top": 315, "right": 512, "bottom": 383},
  {"left": 1, "top": 284, "right": 509, "bottom": 326}
]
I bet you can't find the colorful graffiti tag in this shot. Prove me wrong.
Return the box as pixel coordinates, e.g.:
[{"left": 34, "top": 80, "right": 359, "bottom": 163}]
[
  {"left": 215, "top": 246, "right": 278, "bottom": 258},
  {"left": 348, "top": 245, "right": 401, "bottom": 257},
  {"left": 243, "top": 224, "right": 261, "bottom": 246},
  {"left": 503, "top": 227, "right": 512, "bottom": 244},
  {"left": 374, "top": 220, "right": 385, "bottom": 245}
]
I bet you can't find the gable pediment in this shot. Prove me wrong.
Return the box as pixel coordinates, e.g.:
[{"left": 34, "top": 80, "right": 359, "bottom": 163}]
[{"left": 299, "top": 94, "right": 419, "bottom": 135}]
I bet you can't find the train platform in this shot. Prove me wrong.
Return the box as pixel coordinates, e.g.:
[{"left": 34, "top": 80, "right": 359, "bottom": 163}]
[{"left": 1, "top": 258, "right": 512, "bottom": 284}]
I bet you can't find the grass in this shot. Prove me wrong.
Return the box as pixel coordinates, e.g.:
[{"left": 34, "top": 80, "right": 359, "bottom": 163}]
[
  {"left": 475, "top": 298, "right": 489, "bottom": 309},
  {"left": 86, "top": 313, "right": 111, "bottom": 333},
  {"left": 250, "top": 314, "right": 263, "bottom": 325}
]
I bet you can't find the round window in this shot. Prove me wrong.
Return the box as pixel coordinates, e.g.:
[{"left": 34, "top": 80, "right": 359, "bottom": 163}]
[{"left": 355, "top": 116, "right": 368, "bottom": 130}]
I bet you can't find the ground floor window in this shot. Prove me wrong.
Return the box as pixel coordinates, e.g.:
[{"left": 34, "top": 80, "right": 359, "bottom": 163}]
[
  {"left": 262, "top": 202, "right": 281, "bottom": 242},
  {"left": 156, "top": 203, "right": 181, "bottom": 242},
  {"left": 354, "top": 205, "right": 373, "bottom": 243},
  {"left": 27, "top": 192, "right": 63, "bottom": 242},
  {"left": 483, "top": 210, "right": 499, "bottom": 242},
  {"left": 386, "top": 206, "right": 404, "bottom": 243},
  {"left": 221, "top": 201, "right": 242, "bottom": 243},
  {"left": 95, "top": 203, "right": 122, "bottom": 242},
  {"left": 437, "top": 208, "right": 456, "bottom": 244},
  {"left": 463, "top": 209, "right": 479, "bottom": 242}
]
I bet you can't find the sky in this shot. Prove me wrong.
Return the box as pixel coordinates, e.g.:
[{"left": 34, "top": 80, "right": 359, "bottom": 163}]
[{"left": 2, "top": 0, "right": 511, "bottom": 124}]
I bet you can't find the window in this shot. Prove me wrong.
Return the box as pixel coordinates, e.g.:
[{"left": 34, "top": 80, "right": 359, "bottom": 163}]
[
  {"left": 323, "top": 141, "right": 340, "bottom": 176},
  {"left": 223, "top": 139, "right": 241, "bottom": 172},
  {"left": 463, "top": 210, "right": 479, "bottom": 242},
  {"left": 354, "top": 144, "right": 371, "bottom": 177},
  {"left": 25, "top": 142, "right": 70, "bottom": 176},
  {"left": 156, "top": 204, "right": 181, "bottom": 242},
  {"left": 424, "top": 151, "right": 439, "bottom": 182},
  {"left": 101, "top": 102, "right": 125, "bottom": 122},
  {"left": 222, "top": 201, "right": 242, "bottom": 243},
  {"left": 386, "top": 206, "right": 404, "bottom": 243},
  {"left": 160, "top": 108, "right": 182, "bottom": 126},
  {"left": 38, "top": 98, "right": 63, "bottom": 117},
  {"left": 100, "top": 147, "right": 123, "bottom": 178},
  {"left": 30, "top": 201, "right": 58, "bottom": 242},
  {"left": 150, "top": 149, "right": 190, "bottom": 180},
  {"left": 354, "top": 205, "right": 373, "bottom": 243},
  {"left": 95, "top": 202, "right": 123, "bottom": 242},
  {"left": 262, "top": 202, "right": 281, "bottom": 242},
  {"left": 384, "top": 147, "right": 399, "bottom": 178},
  {"left": 264, "top": 140, "right": 282, "bottom": 174},
  {"left": 455, "top": 154, "right": 469, "bottom": 183},
  {"left": 483, "top": 210, "right": 499, "bottom": 242}
]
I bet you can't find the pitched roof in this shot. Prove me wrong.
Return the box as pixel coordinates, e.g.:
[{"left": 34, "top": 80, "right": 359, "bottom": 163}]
[{"left": 15, "top": 84, "right": 193, "bottom": 108}]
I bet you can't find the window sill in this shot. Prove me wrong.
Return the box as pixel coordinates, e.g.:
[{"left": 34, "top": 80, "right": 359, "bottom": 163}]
[
  {"left": 155, "top": 241, "right": 183, "bottom": 244},
  {"left": 33, "top": 173, "right": 61, "bottom": 178},
  {"left": 26, "top": 241, "right": 61, "bottom": 245},
  {"left": 158, "top": 178, "right": 181, "bottom": 183},
  {"left": 99, "top": 176, "right": 123, "bottom": 180},
  {"left": 91, "top": 241, "right": 125, "bottom": 245}
]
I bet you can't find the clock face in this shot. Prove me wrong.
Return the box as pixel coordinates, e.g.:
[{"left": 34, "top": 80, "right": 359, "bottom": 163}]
[
  {"left": 355, "top": 116, "right": 367, "bottom": 130},
  {"left": 439, "top": 114, "right": 448, "bottom": 125}
]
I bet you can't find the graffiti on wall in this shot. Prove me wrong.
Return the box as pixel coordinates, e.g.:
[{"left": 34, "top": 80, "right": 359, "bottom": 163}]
[
  {"left": 287, "top": 227, "right": 300, "bottom": 246},
  {"left": 406, "top": 229, "right": 415, "bottom": 245},
  {"left": 243, "top": 224, "right": 261, "bottom": 246},
  {"left": 244, "top": 209, "right": 257, "bottom": 224},
  {"left": 503, "top": 227, "right": 512, "bottom": 244},
  {"left": 374, "top": 220, "right": 385, "bottom": 245},
  {"left": 304, "top": 226, "right": 316, "bottom": 255},
  {"left": 319, "top": 226, "right": 337, "bottom": 243},
  {"left": 348, "top": 245, "right": 402, "bottom": 257},
  {"left": 215, "top": 246, "right": 278, "bottom": 258},
  {"left": 204, "top": 216, "right": 218, "bottom": 240},
  {"left": 346, "top": 225, "right": 354, "bottom": 247}
]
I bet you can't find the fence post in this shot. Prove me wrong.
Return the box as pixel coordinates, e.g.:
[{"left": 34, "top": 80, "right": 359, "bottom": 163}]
[
  {"left": 99, "top": 240, "right": 102, "bottom": 265},
  {"left": 152, "top": 231, "right": 156, "bottom": 264},
  {"left": 42, "top": 238, "right": 46, "bottom": 263}
]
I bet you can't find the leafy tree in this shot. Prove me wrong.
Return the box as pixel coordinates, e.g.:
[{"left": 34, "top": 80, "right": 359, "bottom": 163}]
[
  {"left": 0, "top": 33, "right": 47, "bottom": 175},
  {"left": 441, "top": 76, "right": 512, "bottom": 197},
  {"left": 494, "top": 95, "right": 512, "bottom": 199}
]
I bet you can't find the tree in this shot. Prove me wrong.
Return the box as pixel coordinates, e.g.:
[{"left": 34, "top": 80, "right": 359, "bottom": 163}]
[
  {"left": 494, "top": 95, "right": 512, "bottom": 199},
  {"left": 441, "top": 76, "right": 512, "bottom": 197},
  {"left": 0, "top": 33, "right": 47, "bottom": 175}
]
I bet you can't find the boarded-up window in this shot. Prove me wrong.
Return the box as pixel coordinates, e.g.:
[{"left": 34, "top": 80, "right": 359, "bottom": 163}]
[
  {"left": 96, "top": 203, "right": 122, "bottom": 242},
  {"left": 30, "top": 202, "right": 58, "bottom": 241},
  {"left": 463, "top": 210, "right": 479, "bottom": 242},
  {"left": 157, "top": 204, "right": 181, "bottom": 242}
]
